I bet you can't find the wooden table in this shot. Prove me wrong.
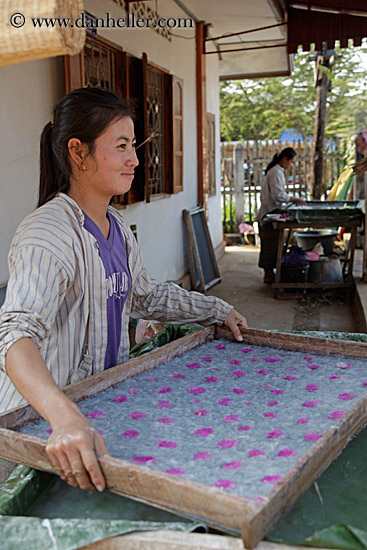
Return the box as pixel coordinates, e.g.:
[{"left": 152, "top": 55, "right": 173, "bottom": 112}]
[{"left": 271, "top": 218, "right": 363, "bottom": 299}]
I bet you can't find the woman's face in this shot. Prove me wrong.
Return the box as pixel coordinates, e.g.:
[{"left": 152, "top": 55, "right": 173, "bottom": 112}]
[
  {"left": 82, "top": 116, "right": 139, "bottom": 198},
  {"left": 280, "top": 156, "right": 295, "bottom": 170}
]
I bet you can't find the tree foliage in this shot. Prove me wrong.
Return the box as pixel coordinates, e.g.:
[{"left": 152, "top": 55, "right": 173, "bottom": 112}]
[{"left": 220, "top": 44, "right": 367, "bottom": 142}]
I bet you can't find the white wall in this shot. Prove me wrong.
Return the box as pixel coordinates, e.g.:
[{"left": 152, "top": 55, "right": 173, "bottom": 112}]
[{"left": 0, "top": 57, "right": 65, "bottom": 283}]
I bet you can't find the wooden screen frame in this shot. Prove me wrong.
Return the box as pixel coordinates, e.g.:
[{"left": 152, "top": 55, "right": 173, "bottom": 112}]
[
  {"left": 1, "top": 327, "right": 367, "bottom": 548},
  {"left": 183, "top": 207, "right": 221, "bottom": 292}
]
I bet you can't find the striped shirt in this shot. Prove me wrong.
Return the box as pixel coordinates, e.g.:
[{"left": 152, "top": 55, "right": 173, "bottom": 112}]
[{"left": 0, "top": 194, "right": 232, "bottom": 412}]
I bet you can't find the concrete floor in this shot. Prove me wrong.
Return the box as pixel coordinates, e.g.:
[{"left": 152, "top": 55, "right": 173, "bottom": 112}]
[{"left": 206, "top": 244, "right": 362, "bottom": 334}]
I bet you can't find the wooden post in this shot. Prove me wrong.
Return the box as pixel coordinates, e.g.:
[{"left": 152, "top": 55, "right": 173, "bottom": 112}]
[
  {"left": 196, "top": 22, "right": 207, "bottom": 209},
  {"left": 234, "top": 143, "right": 244, "bottom": 231},
  {"left": 311, "top": 69, "right": 328, "bottom": 199},
  {"left": 309, "top": 46, "right": 339, "bottom": 200}
]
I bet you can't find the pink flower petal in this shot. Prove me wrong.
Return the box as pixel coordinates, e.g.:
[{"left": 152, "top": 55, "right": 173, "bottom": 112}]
[
  {"left": 129, "top": 388, "right": 138, "bottom": 394},
  {"left": 302, "top": 401, "right": 320, "bottom": 408},
  {"left": 133, "top": 456, "right": 156, "bottom": 464},
  {"left": 158, "top": 386, "right": 171, "bottom": 393},
  {"left": 223, "top": 414, "right": 240, "bottom": 422},
  {"left": 237, "top": 425, "right": 251, "bottom": 431},
  {"left": 195, "top": 409, "right": 208, "bottom": 416},
  {"left": 122, "top": 429, "right": 139, "bottom": 438},
  {"left": 257, "top": 369, "right": 270, "bottom": 375},
  {"left": 264, "top": 357, "right": 280, "bottom": 363},
  {"left": 202, "top": 356, "right": 213, "bottom": 362},
  {"left": 229, "top": 359, "right": 242, "bottom": 365},
  {"left": 170, "top": 373, "right": 185, "bottom": 379},
  {"left": 264, "top": 412, "right": 277, "bottom": 418},
  {"left": 287, "top": 367, "right": 298, "bottom": 371},
  {"left": 363, "top": 382, "right": 367, "bottom": 387},
  {"left": 217, "top": 398, "right": 232, "bottom": 405},
  {"left": 188, "top": 387, "right": 206, "bottom": 395},
  {"left": 113, "top": 395, "right": 129, "bottom": 403},
  {"left": 250, "top": 358, "right": 260, "bottom": 362},
  {"left": 222, "top": 461, "right": 242, "bottom": 469},
  {"left": 187, "top": 363, "right": 201, "bottom": 369},
  {"left": 306, "top": 384, "right": 319, "bottom": 391},
  {"left": 194, "top": 452, "right": 212, "bottom": 460},
  {"left": 86, "top": 410, "right": 105, "bottom": 419},
  {"left": 232, "top": 388, "right": 246, "bottom": 395},
  {"left": 194, "top": 428, "right": 213, "bottom": 437},
  {"left": 215, "top": 479, "right": 235, "bottom": 489},
  {"left": 262, "top": 475, "right": 283, "bottom": 484},
  {"left": 270, "top": 389, "right": 284, "bottom": 395},
  {"left": 278, "top": 448, "right": 297, "bottom": 457},
  {"left": 166, "top": 468, "right": 185, "bottom": 475},
  {"left": 304, "top": 432, "right": 323, "bottom": 441},
  {"left": 328, "top": 410, "right": 346, "bottom": 419},
  {"left": 308, "top": 364, "right": 320, "bottom": 370},
  {"left": 267, "top": 429, "right": 284, "bottom": 439},
  {"left": 129, "top": 411, "right": 148, "bottom": 419},
  {"left": 215, "top": 344, "right": 226, "bottom": 349},
  {"left": 267, "top": 400, "right": 278, "bottom": 407},
  {"left": 46, "top": 429, "right": 52, "bottom": 436},
  {"left": 338, "top": 393, "right": 358, "bottom": 400},
  {"left": 157, "top": 440, "right": 177, "bottom": 448},
  {"left": 210, "top": 367, "right": 219, "bottom": 372},
  {"left": 157, "top": 400, "right": 173, "bottom": 408},
  {"left": 336, "top": 362, "right": 352, "bottom": 369},
  {"left": 147, "top": 376, "right": 157, "bottom": 381},
  {"left": 241, "top": 348, "right": 253, "bottom": 353},
  {"left": 158, "top": 417, "right": 178, "bottom": 424},
  {"left": 232, "top": 370, "right": 245, "bottom": 377},
  {"left": 330, "top": 375, "right": 341, "bottom": 380},
  {"left": 205, "top": 376, "right": 219, "bottom": 383},
  {"left": 249, "top": 449, "right": 265, "bottom": 457},
  {"left": 284, "top": 375, "right": 297, "bottom": 381},
  {"left": 297, "top": 418, "right": 310, "bottom": 424},
  {"left": 243, "top": 402, "right": 254, "bottom": 405},
  {"left": 304, "top": 356, "right": 313, "bottom": 360},
  {"left": 262, "top": 383, "right": 271, "bottom": 387},
  {"left": 218, "top": 439, "right": 239, "bottom": 449}
]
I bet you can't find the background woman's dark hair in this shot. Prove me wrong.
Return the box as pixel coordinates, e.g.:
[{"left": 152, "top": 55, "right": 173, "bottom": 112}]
[
  {"left": 39, "top": 88, "right": 134, "bottom": 207},
  {"left": 265, "top": 147, "right": 297, "bottom": 174}
]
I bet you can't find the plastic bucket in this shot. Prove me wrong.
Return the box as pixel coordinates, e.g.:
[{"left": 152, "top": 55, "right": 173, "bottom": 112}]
[{"left": 308, "top": 257, "right": 343, "bottom": 283}]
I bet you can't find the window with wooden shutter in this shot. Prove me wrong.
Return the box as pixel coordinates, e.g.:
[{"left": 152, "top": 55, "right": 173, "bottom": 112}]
[
  {"left": 172, "top": 76, "right": 183, "bottom": 194},
  {"left": 65, "top": 41, "right": 184, "bottom": 205}
]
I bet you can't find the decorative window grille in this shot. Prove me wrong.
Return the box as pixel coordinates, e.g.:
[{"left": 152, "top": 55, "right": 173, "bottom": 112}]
[{"left": 146, "top": 67, "right": 165, "bottom": 196}]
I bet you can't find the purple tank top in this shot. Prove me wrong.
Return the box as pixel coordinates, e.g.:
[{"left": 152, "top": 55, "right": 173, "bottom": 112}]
[{"left": 83, "top": 212, "right": 131, "bottom": 369}]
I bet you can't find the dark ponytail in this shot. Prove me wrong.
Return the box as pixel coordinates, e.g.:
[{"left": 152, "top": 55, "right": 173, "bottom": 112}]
[
  {"left": 265, "top": 147, "right": 296, "bottom": 174},
  {"left": 38, "top": 88, "right": 134, "bottom": 207}
]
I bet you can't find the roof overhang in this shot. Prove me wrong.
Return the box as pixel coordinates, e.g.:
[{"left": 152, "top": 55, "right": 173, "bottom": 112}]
[
  {"left": 287, "top": 1, "right": 367, "bottom": 53},
  {"left": 172, "top": 0, "right": 291, "bottom": 80}
]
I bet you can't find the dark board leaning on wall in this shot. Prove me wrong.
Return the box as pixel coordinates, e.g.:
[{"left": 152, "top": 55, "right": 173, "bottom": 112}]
[{"left": 183, "top": 207, "right": 221, "bottom": 292}]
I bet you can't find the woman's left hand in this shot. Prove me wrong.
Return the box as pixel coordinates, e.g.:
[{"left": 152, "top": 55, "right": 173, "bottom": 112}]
[{"left": 224, "top": 309, "right": 248, "bottom": 341}]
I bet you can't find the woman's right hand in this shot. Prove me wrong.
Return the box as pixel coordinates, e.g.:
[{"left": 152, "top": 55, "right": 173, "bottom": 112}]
[
  {"left": 46, "top": 411, "right": 109, "bottom": 492},
  {"left": 6, "top": 338, "right": 109, "bottom": 493}
]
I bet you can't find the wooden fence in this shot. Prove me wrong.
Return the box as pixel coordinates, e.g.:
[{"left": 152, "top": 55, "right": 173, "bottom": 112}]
[{"left": 221, "top": 138, "right": 347, "bottom": 233}]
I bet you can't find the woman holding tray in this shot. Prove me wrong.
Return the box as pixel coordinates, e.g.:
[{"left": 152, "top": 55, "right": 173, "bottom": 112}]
[
  {"left": 256, "top": 148, "right": 305, "bottom": 283},
  {"left": 0, "top": 88, "right": 247, "bottom": 492}
]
